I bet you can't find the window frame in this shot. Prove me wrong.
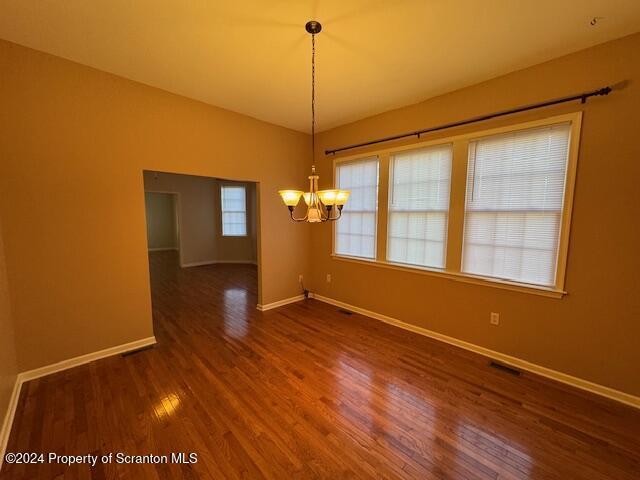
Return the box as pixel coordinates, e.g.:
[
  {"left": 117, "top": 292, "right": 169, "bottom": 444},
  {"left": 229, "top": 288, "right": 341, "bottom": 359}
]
[
  {"left": 220, "top": 184, "right": 248, "bottom": 237},
  {"left": 332, "top": 156, "right": 380, "bottom": 261},
  {"left": 330, "top": 112, "right": 582, "bottom": 298}
]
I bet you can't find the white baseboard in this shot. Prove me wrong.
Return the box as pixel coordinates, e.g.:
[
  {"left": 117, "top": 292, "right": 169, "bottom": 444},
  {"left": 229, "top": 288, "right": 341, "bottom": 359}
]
[
  {"left": 0, "top": 336, "right": 156, "bottom": 471},
  {"left": 257, "top": 294, "right": 306, "bottom": 311},
  {"left": 0, "top": 376, "right": 21, "bottom": 472},
  {"left": 181, "top": 260, "right": 217, "bottom": 268},
  {"left": 213, "top": 260, "right": 258, "bottom": 265},
  {"left": 148, "top": 247, "right": 178, "bottom": 252},
  {"left": 18, "top": 336, "right": 157, "bottom": 383},
  {"left": 181, "top": 260, "right": 257, "bottom": 268},
  {"left": 311, "top": 294, "right": 640, "bottom": 409}
]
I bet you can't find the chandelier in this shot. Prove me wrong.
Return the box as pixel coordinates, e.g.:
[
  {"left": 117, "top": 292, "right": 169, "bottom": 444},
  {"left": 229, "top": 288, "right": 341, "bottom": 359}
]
[{"left": 278, "top": 21, "right": 350, "bottom": 222}]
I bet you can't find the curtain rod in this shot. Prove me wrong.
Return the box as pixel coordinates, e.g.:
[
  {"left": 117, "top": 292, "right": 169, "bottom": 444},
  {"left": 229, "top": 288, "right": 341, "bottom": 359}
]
[{"left": 324, "top": 86, "right": 612, "bottom": 156}]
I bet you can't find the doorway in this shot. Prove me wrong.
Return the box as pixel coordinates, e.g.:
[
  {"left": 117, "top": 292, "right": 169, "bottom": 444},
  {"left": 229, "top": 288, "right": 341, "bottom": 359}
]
[{"left": 142, "top": 170, "right": 259, "bottom": 334}]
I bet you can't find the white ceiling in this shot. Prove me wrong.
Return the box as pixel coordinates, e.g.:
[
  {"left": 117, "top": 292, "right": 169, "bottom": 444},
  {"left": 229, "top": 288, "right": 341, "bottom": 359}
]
[{"left": 1, "top": 1, "right": 639, "bottom": 133}]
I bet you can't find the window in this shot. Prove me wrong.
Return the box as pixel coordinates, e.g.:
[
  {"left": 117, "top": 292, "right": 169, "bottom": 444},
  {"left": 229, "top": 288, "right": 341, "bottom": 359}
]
[
  {"left": 335, "top": 157, "right": 379, "bottom": 259},
  {"left": 462, "top": 123, "right": 571, "bottom": 286},
  {"left": 221, "top": 185, "right": 247, "bottom": 236},
  {"left": 330, "top": 114, "right": 580, "bottom": 296},
  {"left": 387, "top": 144, "right": 452, "bottom": 269}
]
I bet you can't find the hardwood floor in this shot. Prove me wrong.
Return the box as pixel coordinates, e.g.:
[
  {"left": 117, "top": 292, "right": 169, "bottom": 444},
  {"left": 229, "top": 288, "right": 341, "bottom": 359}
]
[{"left": 2, "top": 250, "right": 639, "bottom": 479}]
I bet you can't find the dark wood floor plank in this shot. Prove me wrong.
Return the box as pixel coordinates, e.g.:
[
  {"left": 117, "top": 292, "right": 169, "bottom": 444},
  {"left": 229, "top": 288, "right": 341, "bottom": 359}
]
[{"left": 1, "top": 250, "right": 639, "bottom": 479}]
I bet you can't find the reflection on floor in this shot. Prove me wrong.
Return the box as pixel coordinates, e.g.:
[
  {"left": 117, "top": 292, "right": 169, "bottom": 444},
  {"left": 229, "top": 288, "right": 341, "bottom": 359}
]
[{"left": 2, "top": 250, "right": 639, "bottom": 479}]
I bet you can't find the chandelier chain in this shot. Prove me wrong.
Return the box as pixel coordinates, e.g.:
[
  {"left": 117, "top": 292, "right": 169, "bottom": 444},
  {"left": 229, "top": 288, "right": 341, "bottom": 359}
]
[{"left": 311, "top": 32, "right": 315, "bottom": 169}]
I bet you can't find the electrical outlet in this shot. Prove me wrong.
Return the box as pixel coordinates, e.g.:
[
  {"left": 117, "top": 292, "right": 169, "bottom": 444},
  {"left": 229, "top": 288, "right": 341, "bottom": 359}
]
[
  {"left": 490, "top": 312, "right": 500, "bottom": 325},
  {"left": 326, "top": 274, "right": 331, "bottom": 283},
  {"left": 298, "top": 274, "right": 303, "bottom": 283}
]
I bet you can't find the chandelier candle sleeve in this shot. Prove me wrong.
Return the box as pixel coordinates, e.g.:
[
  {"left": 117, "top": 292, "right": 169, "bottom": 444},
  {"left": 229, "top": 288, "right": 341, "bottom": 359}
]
[{"left": 277, "top": 20, "right": 349, "bottom": 223}]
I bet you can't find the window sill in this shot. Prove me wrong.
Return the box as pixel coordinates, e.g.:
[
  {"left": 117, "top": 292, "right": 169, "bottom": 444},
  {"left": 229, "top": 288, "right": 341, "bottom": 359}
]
[{"left": 330, "top": 254, "right": 566, "bottom": 299}]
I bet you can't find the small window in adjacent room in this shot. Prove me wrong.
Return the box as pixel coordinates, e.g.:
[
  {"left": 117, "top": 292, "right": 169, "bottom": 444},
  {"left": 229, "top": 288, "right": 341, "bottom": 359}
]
[
  {"left": 221, "top": 185, "right": 247, "bottom": 236},
  {"left": 387, "top": 144, "right": 452, "bottom": 269},
  {"left": 462, "top": 123, "right": 571, "bottom": 287},
  {"left": 334, "top": 157, "right": 379, "bottom": 259}
]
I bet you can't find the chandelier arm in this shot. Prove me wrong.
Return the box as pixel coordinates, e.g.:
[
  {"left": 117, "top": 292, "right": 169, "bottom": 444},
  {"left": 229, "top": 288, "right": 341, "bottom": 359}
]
[
  {"left": 328, "top": 207, "right": 343, "bottom": 221},
  {"left": 316, "top": 200, "right": 326, "bottom": 222},
  {"left": 319, "top": 201, "right": 328, "bottom": 221},
  {"left": 289, "top": 209, "right": 308, "bottom": 222}
]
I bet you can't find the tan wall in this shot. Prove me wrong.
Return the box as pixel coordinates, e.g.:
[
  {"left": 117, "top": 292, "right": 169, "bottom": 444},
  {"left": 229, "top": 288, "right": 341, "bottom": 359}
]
[
  {"left": 144, "top": 192, "right": 178, "bottom": 250},
  {"left": 311, "top": 33, "right": 640, "bottom": 396},
  {"left": 0, "top": 40, "right": 310, "bottom": 372},
  {"left": 0, "top": 219, "right": 18, "bottom": 435}
]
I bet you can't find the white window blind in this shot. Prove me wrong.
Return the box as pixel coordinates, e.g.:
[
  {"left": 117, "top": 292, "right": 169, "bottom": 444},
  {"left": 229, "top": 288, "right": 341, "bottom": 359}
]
[
  {"left": 335, "top": 157, "right": 379, "bottom": 259},
  {"left": 462, "top": 123, "right": 571, "bottom": 286},
  {"left": 387, "top": 144, "right": 452, "bottom": 269},
  {"left": 221, "top": 186, "right": 247, "bottom": 236}
]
